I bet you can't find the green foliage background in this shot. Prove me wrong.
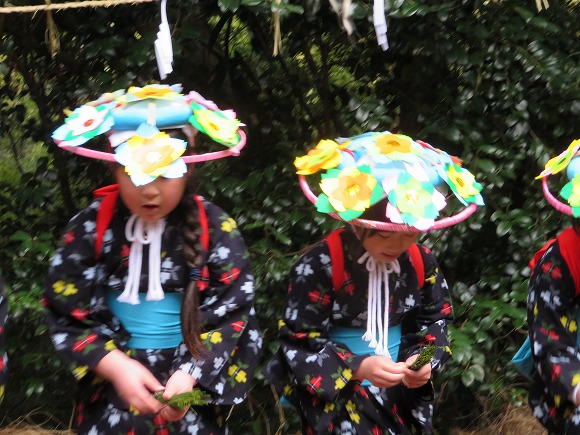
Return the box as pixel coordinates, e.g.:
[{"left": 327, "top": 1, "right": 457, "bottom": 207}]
[{"left": 0, "top": 0, "right": 579, "bottom": 432}]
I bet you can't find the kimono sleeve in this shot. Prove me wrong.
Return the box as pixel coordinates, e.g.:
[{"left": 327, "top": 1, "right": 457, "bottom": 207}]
[
  {"left": 174, "top": 203, "right": 262, "bottom": 405},
  {"left": 43, "top": 203, "right": 117, "bottom": 379},
  {"left": 400, "top": 246, "right": 453, "bottom": 371},
  {"left": 528, "top": 243, "right": 580, "bottom": 405},
  {"left": 275, "top": 244, "right": 367, "bottom": 403}
]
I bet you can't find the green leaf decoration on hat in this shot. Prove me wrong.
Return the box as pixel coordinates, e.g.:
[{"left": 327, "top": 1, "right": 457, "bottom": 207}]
[{"left": 189, "top": 101, "right": 242, "bottom": 147}]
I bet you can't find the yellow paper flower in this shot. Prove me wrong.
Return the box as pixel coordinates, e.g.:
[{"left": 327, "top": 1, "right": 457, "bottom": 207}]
[
  {"left": 320, "top": 167, "right": 377, "bottom": 212},
  {"left": 446, "top": 165, "right": 481, "bottom": 198},
  {"left": 191, "top": 108, "right": 242, "bottom": 145},
  {"left": 294, "top": 140, "right": 344, "bottom": 175},
  {"left": 375, "top": 133, "right": 413, "bottom": 155},
  {"left": 125, "top": 132, "right": 186, "bottom": 177},
  {"left": 537, "top": 139, "right": 580, "bottom": 179},
  {"left": 127, "top": 85, "right": 178, "bottom": 100}
]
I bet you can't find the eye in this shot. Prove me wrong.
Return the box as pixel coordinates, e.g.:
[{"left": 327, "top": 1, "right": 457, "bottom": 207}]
[{"left": 377, "top": 232, "right": 392, "bottom": 239}]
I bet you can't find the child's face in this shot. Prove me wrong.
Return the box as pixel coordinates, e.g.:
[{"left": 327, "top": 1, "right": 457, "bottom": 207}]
[
  {"left": 115, "top": 167, "right": 187, "bottom": 222},
  {"left": 361, "top": 230, "right": 418, "bottom": 263}
]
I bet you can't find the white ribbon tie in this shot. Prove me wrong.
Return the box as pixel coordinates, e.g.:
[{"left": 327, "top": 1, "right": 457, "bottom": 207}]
[
  {"left": 117, "top": 214, "right": 166, "bottom": 305},
  {"left": 358, "top": 252, "right": 400, "bottom": 356}
]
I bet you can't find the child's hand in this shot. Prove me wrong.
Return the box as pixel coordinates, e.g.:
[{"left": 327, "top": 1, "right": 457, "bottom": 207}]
[
  {"left": 94, "top": 349, "right": 164, "bottom": 414},
  {"left": 353, "top": 356, "right": 407, "bottom": 388},
  {"left": 403, "top": 354, "right": 432, "bottom": 388},
  {"left": 158, "top": 370, "right": 197, "bottom": 421}
]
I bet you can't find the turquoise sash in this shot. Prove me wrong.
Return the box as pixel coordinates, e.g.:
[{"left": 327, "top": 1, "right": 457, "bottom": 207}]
[
  {"left": 330, "top": 325, "right": 402, "bottom": 386},
  {"left": 106, "top": 290, "right": 183, "bottom": 349}
]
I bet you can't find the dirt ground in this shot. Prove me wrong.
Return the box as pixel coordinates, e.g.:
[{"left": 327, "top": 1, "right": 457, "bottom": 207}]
[{"left": 0, "top": 405, "right": 547, "bottom": 435}]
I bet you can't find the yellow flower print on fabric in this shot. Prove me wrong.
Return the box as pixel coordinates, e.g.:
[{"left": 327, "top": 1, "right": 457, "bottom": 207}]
[
  {"left": 52, "top": 280, "right": 78, "bottom": 296},
  {"left": 560, "top": 315, "right": 578, "bottom": 334},
  {"left": 201, "top": 331, "right": 223, "bottom": 344},
  {"left": 345, "top": 400, "right": 361, "bottom": 424},
  {"left": 0, "top": 385, "right": 4, "bottom": 400},
  {"left": 573, "top": 373, "right": 580, "bottom": 387},
  {"left": 73, "top": 365, "right": 89, "bottom": 380},
  {"left": 333, "top": 368, "right": 353, "bottom": 390},
  {"left": 294, "top": 140, "right": 345, "bottom": 175},
  {"left": 324, "top": 402, "right": 335, "bottom": 413},
  {"left": 221, "top": 218, "right": 238, "bottom": 233},
  {"left": 554, "top": 394, "right": 561, "bottom": 408},
  {"left": 228, "top": 365, "right": 248, "bottom": 383},
  {"left": 308, "top": 332, "right": 321, "bottom": 338},
  {"left": 105, "top": 340, "right": 118, "bottom": 351}
]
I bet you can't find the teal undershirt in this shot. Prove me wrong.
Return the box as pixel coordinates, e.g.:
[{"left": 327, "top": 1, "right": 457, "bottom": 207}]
[
  {"left": 329, "top": 325, "right": 402, "bottom": 386},
  {"left": 106, "top": 290, "right": 183, "bottom": 349}
]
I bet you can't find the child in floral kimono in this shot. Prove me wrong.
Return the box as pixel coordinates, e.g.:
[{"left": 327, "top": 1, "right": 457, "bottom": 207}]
[
  {"left": 44, "top": 84, "right": 262, "bottom": 434},
  {"left": 526, "top": 139, "right": 580, "bottom": 434},
  {"left": 265, "top": 132, "right": 485, "bottom": 434}
]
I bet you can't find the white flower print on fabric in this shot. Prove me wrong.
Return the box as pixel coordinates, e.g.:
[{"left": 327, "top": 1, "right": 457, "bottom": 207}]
[
  {"left": 51, "top": 253, "right": 63, "bottom": 267},
  {"left": 241, "top": 279, "right": 254, "bottom": 294},
  {"left": 52, "top": 333, "right": 67, "bottom": 348},
  {"left": 215, "top": 381, "right": 224, "bottom": 395},
  {"left": 295, "top": 262, "right": 314, "bottom": 277},
  {"left": 213, "top": 356, "right": 225, "bottom": 370},
  {"left": 83, "top": 266, "right": 96, "bottom": 281},
  {"left": 160, "top": 257, "right": 178, "bottom": 283},
  {"left": 286, "top": 349, "right": 297, "bottom": 361},
  {"left": 83, "top": 220, "right": 96, "bottom": 234},
  {"left": 540, "top": 289, "right": 562, "bottom": 309}
]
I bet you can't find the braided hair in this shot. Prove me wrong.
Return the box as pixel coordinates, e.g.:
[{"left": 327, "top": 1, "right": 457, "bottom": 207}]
[
  {"left": 180, "top": 175, "right": 206, "bottom": 359},
  {"left": 164, "top": 126, "right": 206, "bottom": 358}
]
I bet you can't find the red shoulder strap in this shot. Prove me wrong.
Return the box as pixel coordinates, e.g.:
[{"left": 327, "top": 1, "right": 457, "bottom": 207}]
[
  {"left": 326, "top": 228, "right": 345, "bottom": 291},
  {"left": 407, "top": 243, "right": 425, "bottom": 289},
  {"left": 94, "top": 184, "right": 119, "bottom": 260},
  {"left": 193, "top": 195, "right": 209, "bottom": 250},
  {"left": 557, "top": 228, "right": 580, "bottom": 294}
]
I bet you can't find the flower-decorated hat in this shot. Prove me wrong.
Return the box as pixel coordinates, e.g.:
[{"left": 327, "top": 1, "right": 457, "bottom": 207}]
[
  {"left": 296, "top": 131, "right": 485, "bottom": 232},
  {"left": 52, "top": 83, "right": 246, "bottom": 186},
  {"left": 536, "top": 139, "right": 580, "bottom": 216}
]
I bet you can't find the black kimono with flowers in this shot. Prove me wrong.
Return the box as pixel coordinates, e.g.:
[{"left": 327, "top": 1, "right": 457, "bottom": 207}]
[
  {"left": 44, "top": 197, "right": 262, "bottom": 435},
  {"left": 528, "top": 239, "right": 580, "bottom": 434},
  {"left": 265, "top": 229, "right": 453, "bottom": 435}
]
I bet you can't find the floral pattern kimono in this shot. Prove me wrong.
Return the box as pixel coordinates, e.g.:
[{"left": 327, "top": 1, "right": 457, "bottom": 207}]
[
  {"left": 528, "top": 239, "right": 580, "bottom": 434},
  {"left": 265, "top": 229, "right": 453, "bottom": 434},
  {"left": 0, "top": 276, "right": 7, "bottom": 403},
  {"left": 44, "top": 197, "right": 262, "bottom": 434}
]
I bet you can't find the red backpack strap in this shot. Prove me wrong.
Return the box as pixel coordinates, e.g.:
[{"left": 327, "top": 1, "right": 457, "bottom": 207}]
[
  {"left": 407, "top": 243, "right": 425, "bottom": 289},
  {"left": 94, "top": 184, "right": 119, "bottom": 260},
  {"left": 326, "top": 228, "right": 345, "bottom": 291},
  {"left": 193, "top": 195, "right": 209, "bottom": 251}
]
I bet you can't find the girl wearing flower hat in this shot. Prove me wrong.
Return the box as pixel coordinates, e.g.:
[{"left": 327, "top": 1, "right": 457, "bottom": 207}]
[
  {"left": 44, "top": 84, "right": 262, "bottom": 434},
  {"left": 265, "top": 132, "right": 484, "bottom": 434},
  {"left": 525, "top": 139, "right": 580, "bottom": 434}
]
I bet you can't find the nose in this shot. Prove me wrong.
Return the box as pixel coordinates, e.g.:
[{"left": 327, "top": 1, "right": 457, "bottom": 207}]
[{"left": 141, "top": 180, "right": 161, "bottom": 199}]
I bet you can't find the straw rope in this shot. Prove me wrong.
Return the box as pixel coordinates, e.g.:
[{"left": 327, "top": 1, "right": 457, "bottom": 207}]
[{"left": 0, "top": 0, "right": 155, "bottom": 14}]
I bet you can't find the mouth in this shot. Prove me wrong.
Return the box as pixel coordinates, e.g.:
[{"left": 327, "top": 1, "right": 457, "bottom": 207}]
[{"left": 142, "top": 204, "right": 160, "bottom": 213}]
